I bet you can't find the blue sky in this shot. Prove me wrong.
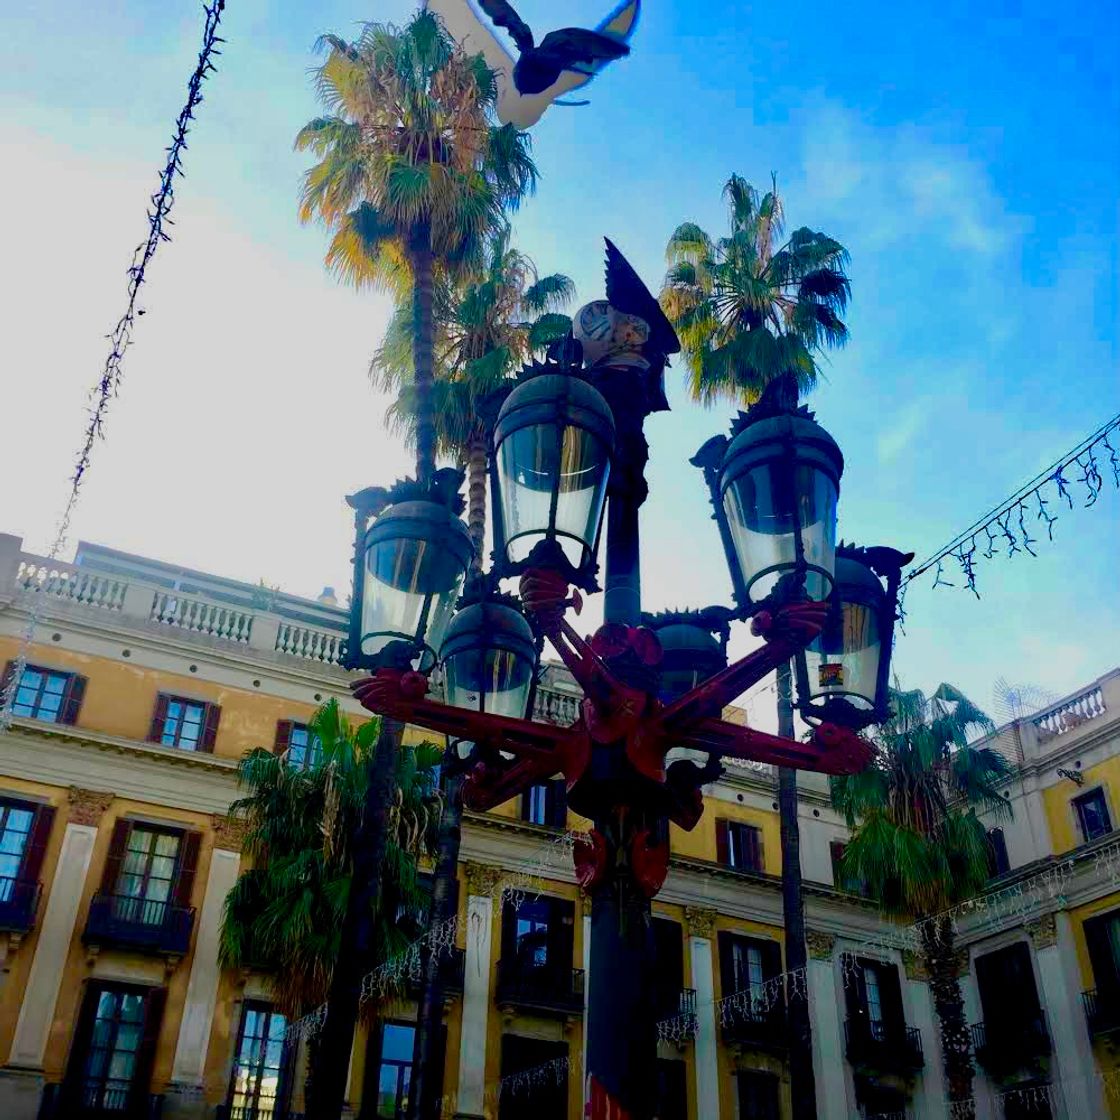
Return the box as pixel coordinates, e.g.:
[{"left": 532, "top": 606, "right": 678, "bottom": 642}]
[{"left": 0, "top": 0, "right": 1116, "bottom": 721}]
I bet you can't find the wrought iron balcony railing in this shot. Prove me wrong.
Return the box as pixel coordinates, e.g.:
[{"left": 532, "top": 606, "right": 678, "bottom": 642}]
[
  {"left": 970, "top": 1012, "right": 1051, "bottom": 1073},
  {"left": 82, "top": 893, "right": 195, "bottom": 956},
  {"left": 655, "top": 987, "right": 699, "bottom": 1041},
  {"left": 1082, "top": 988, "right": 1120, "bottom": 1037},
  {"left": 0, "top": 877, "right": 42, "bottom": 933},
  {"left": 719, "top": 990, "right": 788, "bottom": 1050},
  {"left": 38, "top": 1083, "right": 164, "bottom": 1119},
  {"left": 495, "top": 958, "right": 585, "bottom": 1016},
  {"left": 845, "top": 1019, "right": 924, "bottom": 1072}
]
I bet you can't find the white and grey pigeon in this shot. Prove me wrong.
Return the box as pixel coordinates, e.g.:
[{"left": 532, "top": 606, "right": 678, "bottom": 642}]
[{"left": 425, "top": 0, "right": 641, "bottom": 128}]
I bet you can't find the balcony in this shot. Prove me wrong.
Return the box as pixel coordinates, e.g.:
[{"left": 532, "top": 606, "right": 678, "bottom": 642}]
[
  {"left": 970, "top": 1013, "right": 1051, "bottom": 1074},
  {"left": 655, "top": 987, "right": 699, "bottom": 1041},
  {"left": 82, "top": 893, "right": 195, "bottom": 956},
  {"left": 719, "top": 991, "right": 788, "bottom": 1051},
  {"left": 845, "top": 1020, "right": 924, "bottom": 1072},
  {"left": 38, "top": 1083, "right": 165, "bottom": 1119},
  {"left": 215, "top": 1109, "right": 305, "bottom": 1120},
  {"left": 1082, "top": 988, "right": 1120, "bottom": 1037},
  {"left": 495, "top": 958, "right": 584, "bottom": 1017},
  {"left": 0, "top": 878, "right": 42, "bottom": 934},
  {"left": 405, "top": 947, "right": 466, "bottom": 1000}
]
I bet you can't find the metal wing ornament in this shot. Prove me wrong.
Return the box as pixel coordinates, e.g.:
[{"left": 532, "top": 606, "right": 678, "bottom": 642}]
[{"left": 425, "top": 0, "right": 641, "bottom": 127}]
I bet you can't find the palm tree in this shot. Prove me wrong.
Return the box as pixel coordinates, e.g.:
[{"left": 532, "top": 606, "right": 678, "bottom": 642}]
[
  {"left": 661, "top": 175, "right": 852, "bottom": 1120},
  {"left": 220, "top": 700, "right": 441, "bottom": 1114},
  {"left": 832, "top": 684, "right": 1011, "bottom": 1116},
  {"left": 371, "top": 228, "right": 575, "bottom": 566},
  {"left": 660, "top": 173, "right": 850, "bottom": 405},
  {"left": 296, "top": 10, "right": 537, "bottom": 488}
]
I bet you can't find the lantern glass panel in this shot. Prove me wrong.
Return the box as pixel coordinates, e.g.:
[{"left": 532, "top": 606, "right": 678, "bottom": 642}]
[
  {"left": 723, "top": 463, "right": 837, "bottom": 601},
  {"left": 445, "top": 647, "right": 535, "bottom": 718},
  {"left": 498, "top": 423, "right": 610, "bottom": 567},
  {"left": 360, "top": 535, "right": 465, "bottom": 662},
  {"left": 803, "top": 600, "right": 881, "bottom": 711}
]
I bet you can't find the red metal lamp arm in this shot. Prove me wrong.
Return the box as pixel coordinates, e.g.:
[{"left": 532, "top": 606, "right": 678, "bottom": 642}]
[
  {"left": 678, "top": 718, "right": 873, "bottom": 776},
  {"left": 657, "top": 600, "right": 830, "bottom": 732}
]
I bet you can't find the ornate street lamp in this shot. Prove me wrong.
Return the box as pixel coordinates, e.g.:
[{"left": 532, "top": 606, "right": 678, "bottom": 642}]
[
  {"left": 794, "top": 545, "right": 913, "bottom": 730},
  {"left": 440, "top": 592, "right": 539, "bottom": 720},
  {"left": 693, "top": 383, "right": 844, "bottom": 612},
  {"left": 345, "top": 481, "right": 474, "bottom": 672},
  {"left": 490, "top": 367, "right": 616, "bottom": 589}
]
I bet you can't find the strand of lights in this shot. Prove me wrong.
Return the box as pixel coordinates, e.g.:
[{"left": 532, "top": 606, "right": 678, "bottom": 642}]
[
  {"left": 0, "top": 0, "right": 228, "bottom": 732},
  {"left": 285, "top": 830, "right": 584, "bottom": 1043},
  {"left": 900, "top": 411, "right": 1119, "bottom": 611}
]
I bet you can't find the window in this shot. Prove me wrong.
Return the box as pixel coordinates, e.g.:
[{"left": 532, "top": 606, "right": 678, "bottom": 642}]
[
  {"left": 864, "top": 966, "right": 884, "bottom": 1033},
  {"left": 229, "top": 1002, "right": 289, "bottom": 1120},
  {"left": 114, "top": 826, "right": 181, "bottom": 925},
  {"left": 514, "top": 899, "right": 551, "bottom": 968},
  {"left": 1085, "top": 910, "right": 1120, "bottom": 992},
  {"left": 654, "top": 1058, "right": 688, "bottom": 1120},
  {"left": 499, "top": 1035, "right": 567, "bottom": 1120},
  {"left": 3, "top": 662, "right": 85, "bottom": 724},
  {"left": 0, "top": 797, "right": 54, "bottom": 926},
  {"left": 987, "top": 828, "right": 1011, "bottom": 877},
  {"left": 843, "top": 957, "right": 906, "bottom": 1044},
  {"left": 374, "top": 1022, "right": 415, "bottom": 1119},
  {"left": 521, "top": 781, "right": 566, "bottom": 829},
  {"left": 275, "top": 721, "right": 322, "bottom": 771},
  {"left": 1074, "top": 788, "right": 1112, "bottom": 843},
  {"left": 65, "top": 982, "right": 165, "bottom": 1114},
  {"left": 736, "top": 1071, "right": 780, "bottom": 1120},
  {"left": 720, "top": 934, "right": 782, "bottom": 1014},
  {"left": 148, "top": 693, "right": 219, "bottom": 752},
  {"left": 0, "top": 800, "right": 35, "bottom": 900},
  {"left": 717, "top": 819, "right": 763, "bottom": 872}
]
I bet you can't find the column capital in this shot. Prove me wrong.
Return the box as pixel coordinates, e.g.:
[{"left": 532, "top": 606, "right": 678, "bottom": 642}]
[
  {"left": 1026, "top": 912, "right": 1058, "bottom": 950},
  {"left": 902, "top": 949, "right": 931, "bottom": 981},
  {"left": 67, "top": 787, "right": 114, "bottom": 827},
  {"left": 463, "top": 861, "right": 503, "bottom": 897},
  {"left": 210, "top": 813, "right": 248, "bottom": 853},
  {"left": 684, "top": 906, "right": 717, "bottom": 939},
  {"left": 805, "top": 929, "right": 836, "bottom": 961}
]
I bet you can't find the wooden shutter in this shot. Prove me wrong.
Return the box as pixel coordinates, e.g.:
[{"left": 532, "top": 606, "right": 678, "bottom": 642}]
[
  {"left": 147, "top": 694, "right": 169, "bottom": 743},
  {"left": 830, "top": 841, "right": 847, "bottom": 887},
  {"left": 62, "top": 981, "right": 105, "bottom": 1108},
  {"left": 653, "top": 918, "right": 684, "bottom": 992},
  {"left": 58, "top": 674, "right": 87, "bottom": 726},
  {"left": 20, "top": 804, "right": 56, "bottom": 883},
  {"left": 760, "top": 938, "right": 783, "bottom": 983},
  {"left": 100, "top": 818, "right": 132, "bottom": 893},
  {"left": 878, "top": 963, "right": 906, "bottom": 1034},
  {"left": 549, "top": 898, "right": 575, "bottom": 970},
  {"left": 501, "top": 897, "right": 517, "bottom": 962},
  {"left": 547, "top": 781, "right": 567, "bottom": 829},
  {"left": 200, "top": 703, "right": 221, "bottom": 752},
  {"left": 520, "top": 788, "right": 534, "bottom": 822},
  {"left": 843, "top": 957, "right": 869, "bottom": 1023},
  {"left": 1, "top": 660, "right": 16, "bottom": 707},
  {"left": 717, "top": 931, "right": 735, "bottom": 997},
  {"left": 173, "top": 831, "right": 201, "bottom": 908},
  {"left": 1085, "top": 912, "right": 1120, "bottom": 993},
  {"left": 131, "top": 986, "right": 167, "bottom": 1109},
  {"left": 715, "top": 819, "right": 730, "bottom": 865},
  {"left": 747, "top": 825, "right": 764, "bottom": 871},
  {"left": 274, "top": 720, "right": 294, "bottom": 756}
]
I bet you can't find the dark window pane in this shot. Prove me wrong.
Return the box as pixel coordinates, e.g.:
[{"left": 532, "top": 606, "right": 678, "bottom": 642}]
[{"left": 1075, "top": 790, "right": 1112, "bottom": 842}]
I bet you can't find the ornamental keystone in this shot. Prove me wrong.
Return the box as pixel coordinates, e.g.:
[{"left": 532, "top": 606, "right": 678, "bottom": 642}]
[
  {"left": 1026, "top": 913, "right": 1058, "bottom": 950},
  {"left": 805, "top": 930, "right": 836, "bottom": 961},
  {"left": 684, "top": 906, "right": 717, "bottom": 939}
]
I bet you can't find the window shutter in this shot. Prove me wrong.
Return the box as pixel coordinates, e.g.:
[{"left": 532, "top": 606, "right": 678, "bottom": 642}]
[
  {"left": 132, "top": 986, "right": 168, "bottom": 1108},
  {"left": 21, "top": 804, "right": 56, "bottom": 883},
  {"left": 520, "top": 789, "right": 533, "bottom": 822},
  {"left": 879, "top": 963, "right": 906, "bottom": 1032},
  {"left": 842, "top": 957, "right": 868, "bottom": 1022},
  {"left": 748, "top": 825, "right": 764, "bottom": 871},
  {"left": 62, "top": 982, "right": 105, "bottom": 1108},
  {"left": 717, "top": 931, "right": 735, "bottom": 997},
  {"left": 760, "top": 939, "right": 783, "bottom": 984},
  {"left": 1085, "top": 913, "right": 1120, "bottom": 993},
  {"left": 715, "top": 819, "right": 730, "bottom": 866},
  {"left": 501, "top": 898, "right": 517, "bottom": 962},
  {"left": 100, "top": 818, "right": 132, "bottom": 893},
  {"left": 58, "top": 674, "right": 87, "bottom": 726},
  {"left": 200, "top": 704, "right": 221, "bottom": 752},
  {"left": 274, "top": 720, "right": 294, "bottom": 756},
  {"left": 1, "top": 660, "right": 15, "bottom": 704},
  {"left": 547, "top": 781, "right": 568, "bottom": 829},
  {"left": 147, "top": 695, "right": 169, "bottom": 743},
  {"left": 173, "top": 831, "right": 202, "bottom": 908},
  {"left": 550, "top": 898, "right": 576, "bottom": 968}
]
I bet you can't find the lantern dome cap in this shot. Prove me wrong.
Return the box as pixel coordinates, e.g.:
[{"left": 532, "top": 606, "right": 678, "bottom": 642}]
[
  {"left": 653, "top": 622, "right": 722, "bottom": 655},
  {"left": 495, "top": 373, "right": 616, "bottom": 450},
  {"left": 440, "top": 599, "right": 537, "bottom": 665},
  {"left": 832, "top": 554, "right": 887, "bottom": 601},
  {"left": 721, "top": 410, "right": 844, "bottom": 492}
]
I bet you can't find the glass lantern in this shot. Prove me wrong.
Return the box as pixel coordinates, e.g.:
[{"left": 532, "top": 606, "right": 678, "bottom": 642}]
[
  {"left": 647, "top": 622, "right": 728, "bottom": 704},
  {"left": 349, "top": 499, "right": 474, "bottom": 672},
  {"left": 440, "top": 599, "right": 538, "bottom": 720},
  {"left": 795, "top": 545, "right": 912, "bottom": 729},
  {"left": 491, "top": 373, "right": 615, "bottom": 586},
  {"left": 715, "top": 410, "right": 844, "bottom": 608}
]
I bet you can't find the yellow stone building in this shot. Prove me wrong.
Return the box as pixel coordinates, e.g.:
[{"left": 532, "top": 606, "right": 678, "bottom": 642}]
[{"left": 0, "top": 529, "right": 1118, "bottom": 1120}]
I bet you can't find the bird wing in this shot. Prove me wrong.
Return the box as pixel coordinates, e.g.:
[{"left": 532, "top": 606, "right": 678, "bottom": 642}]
[
  {"left": 475, "top": 0, "right": 535, "bottom": 50},
  {"left": 425, "top": 0, "right": 516, "bottom": 73},
  {"left": 537, "top": 28, "right": 630, "bottom": 63}
]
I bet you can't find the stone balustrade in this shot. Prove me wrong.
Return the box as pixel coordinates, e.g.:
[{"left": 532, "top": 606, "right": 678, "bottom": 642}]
[
  {"left": 1033, "top": 684, "right": 1107, "bottom": 740},
  {"left": 149, "top": 591, "right": 255, "bottom": 643},
  {"left": 274, "top": 621, "right": 346, "bottom": 666},
  {"left": 14, "top": 555, "right": 127, "bottom": 612}
]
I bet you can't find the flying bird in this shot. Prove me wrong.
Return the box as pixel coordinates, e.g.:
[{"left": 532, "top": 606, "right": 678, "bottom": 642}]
[{"left": 425, "top": 0, "right": 640, "bottom": 128}]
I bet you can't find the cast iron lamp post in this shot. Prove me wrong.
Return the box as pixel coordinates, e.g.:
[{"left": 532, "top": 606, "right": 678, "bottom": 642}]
[{"left": 349, "top": 241, "right": 888, "bottom": 1120}]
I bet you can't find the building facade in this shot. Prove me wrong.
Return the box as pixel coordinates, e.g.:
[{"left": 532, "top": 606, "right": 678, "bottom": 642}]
[{"left": 0, "top": 530, "right": 1117, "bottom": 1120}]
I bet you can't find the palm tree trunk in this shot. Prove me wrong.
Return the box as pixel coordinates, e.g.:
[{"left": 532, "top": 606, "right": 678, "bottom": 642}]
[
  {"left": 466, "top": 436, "right": 488, "bottom": 573},
  {"left": 920, "top": 913, "right": 975, "bottom": 1117},
  {"left": 777, "top": 661, "right": 817, "bottom": 1120},
  {"left": 410, "top": 224, "right": 436, "bottom": 489},
  {"left": 408, "top": 770, "right": 465, "bottom": 1119},
  {"left": 313, "top": 717, "right": 404, "bottom": 1120}
]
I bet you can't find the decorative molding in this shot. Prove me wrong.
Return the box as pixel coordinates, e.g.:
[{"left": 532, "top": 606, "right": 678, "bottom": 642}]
[
  {"left": 67, "top": 786, "right": 115, "bottom": 826},
  {"left": 211, "top": 813, "right": 248, "bottom": 853},
  {"left": 901, "top": 949, "right": 931, "bottom": 981},
  {"left": 684, "top": 906, "right": 717, "bottom": 939},
  {"left": 463, "top": 862, "right": 503, "bottom": 897},
  {"left": 1026, "top": 912, "right": 1058, "bottom": 950},
  {"left": 805, "top": 930, "right": 836, "bottom": 961}
]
